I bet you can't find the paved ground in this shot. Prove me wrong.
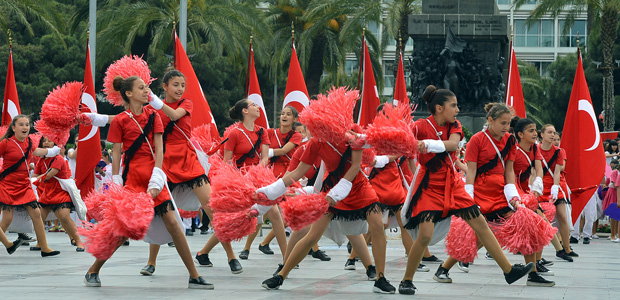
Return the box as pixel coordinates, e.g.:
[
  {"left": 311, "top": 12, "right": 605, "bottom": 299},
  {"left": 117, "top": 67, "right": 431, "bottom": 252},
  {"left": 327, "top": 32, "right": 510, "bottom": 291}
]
[{"left": 1, "top": 228, "right": 619, "bottom": 300}]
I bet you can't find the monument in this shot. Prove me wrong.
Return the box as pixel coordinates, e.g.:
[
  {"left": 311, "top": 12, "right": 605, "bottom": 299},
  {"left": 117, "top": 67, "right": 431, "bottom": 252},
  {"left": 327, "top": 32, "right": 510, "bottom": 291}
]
[{"left": 408, "top": 0, "right": 509, "bottom": 120}]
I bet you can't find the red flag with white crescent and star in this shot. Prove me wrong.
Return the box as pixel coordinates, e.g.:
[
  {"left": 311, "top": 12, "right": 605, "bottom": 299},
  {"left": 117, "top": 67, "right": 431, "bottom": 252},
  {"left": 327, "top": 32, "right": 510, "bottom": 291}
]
[
  {"left": 246, "top": 43, "right": 269, "bottom": 128},
  {"left": 357, "top": 40, "right": 380, "bottom": 127},
  {"left": 2, "top": 44, "right": 21, "bottom": 126},
  {"left": 561, "top": 48, "right": 605, "bottom": 224},
  {"left": 505, "top": 44, "right": 526, "bottom": 118},
  {"left": 282, "top": 45, "right": 309, "bottom": 113},
  {"left": 393, "top": 51, "right": 408, "bottom": 106}
]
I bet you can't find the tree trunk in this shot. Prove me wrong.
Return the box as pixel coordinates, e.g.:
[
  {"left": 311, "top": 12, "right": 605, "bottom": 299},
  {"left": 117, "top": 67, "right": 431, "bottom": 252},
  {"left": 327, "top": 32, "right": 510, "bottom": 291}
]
[
  {"left": 306, "top": 35, "right": 327, "bottom": 96},
  {"left": 601, "top": 5, "right": 618, "bottom": 131}
]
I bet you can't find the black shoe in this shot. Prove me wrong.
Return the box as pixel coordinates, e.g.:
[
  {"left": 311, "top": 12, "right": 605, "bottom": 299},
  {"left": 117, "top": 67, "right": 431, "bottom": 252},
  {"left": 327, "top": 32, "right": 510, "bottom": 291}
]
[
  {"left": 555, "top": 250, "right": 574, "bottom": 262},
  {"left": 458, "top": 261, "right": 470, "bottom": 273},
  {"left": 123, "top": 240, "right": 130, "bottom": 246},
  {"left": 167, "top": 242, "right": 175, "bottom": 247},
  {"left": 188, "top": 276, "right": 214, "bottom": 289},
  {"left": 526, "top": 272, "right": 555, "bottom": 287},
  {"left": 18, "top": 233, "right": 35, "bottom": 242},
  {"left": 41, "top": 250, "right": 60, "bottom": 257},
  {"left": 567, "top": 250, "right": 579, "bottom": 257},
  {"left": 273, "top": 263, "right": 284, "bottom": 276},
  {"left": 261, "top": 275, "right": 284, "bottom": 290},
  {"left": 344, "top": 258, "right": 356, "bottom": 270},
  {"left": 536, "top": 261, "right": 554, "bottom": 276},
  {"left": 504, "top": 262, "right": 535, "bottom": 284},
  {"left": 366, "top": 265, "right": 377, "bottom": 281},
  {"left": 140, "top": 264, "right": 155, "bottom": 276},
  {"left": 540, "top": 257, "right": 554, "bottom": 266},
  {"left": 583, "top": 237, "right": 591, "bottom": 244},
  {"left": 7, "top": 238, "right": 24, "bottom": 255},
  {"left": 185, "top": 229, "right": 193, "bottom": 236},
  {"left": 76, "top": 247, "right": 85, "bottom": 252},
  {"left": 238, "top": 249, "right": 249, "bottom": 260},
  {"left": 569, "top": 236, "right": 579, "bottom": 244},
  {"left": 485, "top": 252, "right": 494, "bottom": 260},
  {"left": 417, "top": 263, "right": 430, "bottom": 272},
  {"left": 398, "top": 280, "right": 416, "bottom": 295},
  {"left": 259, "top": 244, "right": 274, "bottom": 255},
  {"left": 311, "top": 249, "right": 331, "bottom": 261},
  {"left": 433, "top": 265, "right": 452, "bottom": 283},
  {"left": 30, "top": 246, "right": 41, "bottom": 251},
  {"left": 422, "top": 255, "right": 443, "bottom": 263},
  {"left": 195, "top": 252, "right": 213, "bottom": 267},
  {"left": 200, "top": 228, "right": 208, "bottom": 235},
  {"left": 70, "top": 239, "right": 77, "bottom": 246},
  {"left": 308, "top": 249, "right": 314, "bottom": 255},
  {"left": 347, "top": 241, "right": 352, "bottom": 254},
  {"left": 229, "top": 259, "right": 243, "bottom": 274},
  {"left": 84, "top": 273, "right": 101, "bottom": 287},
  {"left": 373, "top": 276, "right": 396, "bottom": 294}
]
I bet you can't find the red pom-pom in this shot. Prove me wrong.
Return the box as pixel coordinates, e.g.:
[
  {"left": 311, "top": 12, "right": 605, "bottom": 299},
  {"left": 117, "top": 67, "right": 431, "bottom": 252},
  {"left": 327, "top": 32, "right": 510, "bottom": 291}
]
[
  {"left": 36, "top": 82, "right": 85, "bottom": 145},
  {"left": 191, "top": 124, "right": 215, "bottom": 152},
  {"left": 209, "top": 164, "right": 256, "bottom": 213},
  {"left": 78, "top": 113, "right": 92, "bottom": 126},
  {"left": 298, "top": 87, "right": 358, "bottom": 145},
  {"left": 489, "top": 207, "right": 557, "bottom": 255},
  {"left": 444, "top": 216, "right": 478, "bottom": 263},
  {"left": 243, "top": 164, "right": 283, "bottom": 205},
  {"left": 34, "top": 120, "right": 70, "bottom": 146},
  {"left": 103, "top": 185, "right": 154, "bottom": 240},
  {"left": 366, "top": 102, "right": 417, "bottom": 157},
  {"left": 280, "top": 192, "right": 329, "bottom": 231},
  {"left": 539, "top": 202, "right": 556, "bottom": 221},
  {"left": 212, "top": 210, "right": 258, "bottom": 243},
  {"left": 83, "top": 189, "right": 109, "bottom": 222},
  {"left": 520, "top": 192, "right": 539, "bottom": 211},
  {"left": 78, "top": 221, "right": 124, "bottom": 260},
  {"left": 103, "top": 55, "right": 154, "bottom": 106},
  {"left": 0, "top": 126, "right": 7, "bottom": 137},
  {"left": 362, "top": 148, "right": 376, "bottom": 167},
  {"left": 207, "top": 154, "right": 225, "bottom": 178},
  {"left": 28, "top": 133, "right": 42, "bottom": 149},
  {"left": 179, "top": 208, "right": 199, "bottom": 219}
]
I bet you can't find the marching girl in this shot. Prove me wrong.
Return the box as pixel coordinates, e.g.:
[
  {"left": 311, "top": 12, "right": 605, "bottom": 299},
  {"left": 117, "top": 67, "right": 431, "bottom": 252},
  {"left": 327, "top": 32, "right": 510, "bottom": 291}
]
[
  {"left": 239, "top": 106, "right": 300, "bottom": 260},
  {"left": 31, "top": 136, "right": 85, "bottom": 252},
  {"left": 0, "top": 115, "right": 61, "bottom": 257},
  {"left": 398, "top": 88, "right": 532, "bottom": 295},
  {"left": 83, "top": 75, "right": 212, "bottom": 289},
  {"left": 538, "top": 124, "right": 578, "bottom": 261},
  {"left": 138, "top": 70, "right": 213, "bottom": 276}
]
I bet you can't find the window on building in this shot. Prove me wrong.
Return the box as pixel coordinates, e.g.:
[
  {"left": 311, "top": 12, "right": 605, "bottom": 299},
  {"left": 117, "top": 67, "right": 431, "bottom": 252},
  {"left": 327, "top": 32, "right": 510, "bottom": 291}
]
[
  {"left": 559, "top": 20, "right": 586, "bottom": 47},
  {"left": 384, "top": 60, "right": 395, "bottom": 89},
  {"left": 514, "top": 19, "right": 554, "bottom": 47},
  {"left": 345, "top": 60, "right": 360, "bottom": 76},
  {"left": 496, "top": 0, "right": 537, "bottom": 4},
  {"left": 530, "top": 61, "right": 552, "bottom": 77}
]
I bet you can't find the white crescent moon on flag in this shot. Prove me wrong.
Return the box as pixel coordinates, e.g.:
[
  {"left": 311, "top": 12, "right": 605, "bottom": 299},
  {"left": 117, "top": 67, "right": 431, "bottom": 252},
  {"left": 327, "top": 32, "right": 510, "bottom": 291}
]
[
  {"left": 578, "top": 99, "right": 600, "bottom": 151},
  {"left": 79, "top": 93, "right": 99, "bottom": 142},
  {"left": 7, "top": 99, "right": 19, "bottom": 119},
  {"left": 282, "top": 91, "right": 309, "bottom": 108}
]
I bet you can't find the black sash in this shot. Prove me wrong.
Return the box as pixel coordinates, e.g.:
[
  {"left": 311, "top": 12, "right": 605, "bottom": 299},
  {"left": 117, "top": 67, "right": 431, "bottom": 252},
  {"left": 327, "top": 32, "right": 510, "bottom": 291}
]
[
  {"left": 162, "top": 99, "right": 186, "bottom": 153},
  {"left": 542, "top": 149, "right": 560, "bottom": 175},
  {"left": 321, "top": 146, "right": 352, "bottom": 193},
  {"left": 0, "top": 137, "right": 32, "bottom": 180},
  {"left": 269, "top": 130, "right": 295, "bottom": 164},
  {"left": 517, "top": 145, "right": 537, "bottom": 183},
  {"left": 475, "top": 135, "right": 516, "bottom": 180},
  {"left": 122, "top": 112, "right": 156, "bottom": 183},
  {"left": 236, "top": 128, "right": 264, "bottom": 167}
]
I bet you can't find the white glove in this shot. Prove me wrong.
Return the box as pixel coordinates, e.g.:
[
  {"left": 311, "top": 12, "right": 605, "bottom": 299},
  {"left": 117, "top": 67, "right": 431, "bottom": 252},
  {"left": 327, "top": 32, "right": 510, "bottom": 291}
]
[
  {"left": 112, "top": 175, "right": 123, "bottom": 186},
  {"left": 504, "top": 183, "right": 521, "bottom": 210},
  {"left": 465, "top": 184, "right": 474, "bottom": 199},
  {"left": 30, "top": 177, "right": 38, "bottom": 184},
  {"left": 295, "top": 186, "right": 317, "bottom": 195},
  {"left": 148, "top": 167, "right": 167, "bottom": 192},
  {"left": 268, "top": 148, "right": 274, "bottom": 158},
  {"left": 374, "top": 155, "right": 389, "bottom": 169},
  {"left": 251, "top": 204, "right": 272, "bottom": 217},
  {"left": 611, "top": 182, "right": 616, "bottom": 189},
  {"left": 45, "top": 146, "right": 61, "bottom": 158},
  {"left": 256, "top": 178, "right": 287, "bottom": 200},
  {"left": 326, "top": 178, "right": 352, "bottom": 202},
  {"left": 84, "top": 113, "right": 109, "bottom": 127},
  {"left": 359, "top": 134, "right": 371, "bottom": 149},
  {"left": 550, "top": 185, "right": 560, "bottom": 200},
  {"left": 531, "top": 177, "right": 544, "bottom": 195},
  {"left": 149, "top": 92, "right": 164, "bottom": 110},
  {"left": 423, "top": 139, "right": 446, "bottom": 153},
  {"left": 299, "top": 177, "right": 309, "bottom": 187}
]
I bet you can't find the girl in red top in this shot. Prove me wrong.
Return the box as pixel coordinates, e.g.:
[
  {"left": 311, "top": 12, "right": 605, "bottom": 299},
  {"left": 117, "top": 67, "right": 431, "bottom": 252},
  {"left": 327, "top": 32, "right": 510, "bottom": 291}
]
[
  {"left": 0, "top": 115, "right": 61, "bottom": 257},
  {"left": 399, "top": 88, "right": 532, "bottom": 295},
  {"left": 32, "top": 136, "right": 84, "bottom": 252},
  {"left": 538, "top": 124, "right": 578, "bottom": 261},
  {"left": 84, "top": 75, "right": 212, "bottom": 289}
]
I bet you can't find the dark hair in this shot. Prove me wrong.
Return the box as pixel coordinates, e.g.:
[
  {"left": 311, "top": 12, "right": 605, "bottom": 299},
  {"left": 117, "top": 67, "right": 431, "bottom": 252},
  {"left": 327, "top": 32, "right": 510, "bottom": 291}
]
[
  {"left": 38, "top": 136, "right": 56, "bottom": 148},
  {"left": 293, "top": 121, "right": 304, "bottom": 129},
  {"left": 612, "top": 159, "right": 619, "bottom": 166},
  {"left": 510, "top": 116, "right": 536, "bottom": 142},
  {"left": 162, "top": 69, "right": 185, "bottom": 85},
  {"left": 281, "top": 106, "right": 299, "bottom": 119},
  {"left": 484, "top": 102, "right": 511, "bottom": 120},
  {"left": 421, "top": 85, "right": 455, "bottom": 114},
  {"left": 112, "top": 75, "right": 141, "bottom": 104},
  {"left": 607, "top": 140, "right": 619, "bottom": 153},
  {"left": 229, "top": 99, "right": 250, "bottom": 121},
  {"left": 102, "top": 150, "right": 110, "bottom": 158},
  {"left": 376, "top": 103, "right": 385, "bottom": 113},
  {"left": 1, "top": 115, "right": 30, "bottom": 141}
]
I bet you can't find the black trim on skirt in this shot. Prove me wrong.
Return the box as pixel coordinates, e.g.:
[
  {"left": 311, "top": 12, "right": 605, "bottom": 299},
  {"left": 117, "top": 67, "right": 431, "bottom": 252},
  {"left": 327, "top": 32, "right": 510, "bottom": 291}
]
[
  {"left": 403, "top": 205, "right": 481, "bottom": 230},
  {"left": 329, "top": 202, "right": 382, "bottom": 221},
  {"left": 483, "top": 206, "right": 514, "bottom": 223},
  {"left": 168, "top": 174, "right": 210, "bottom": 192},
  {"left": 40, "top": 202, "right": 74, "bottom": 212},
  {"left": 0, "top": 200, "right": 40, "bottom": 211},
  {"left": 154, "top": 200, "right": 175, "bottom": 216},
  {"left": 379, "top": 203, "right": 404, "bottom": 217},
  {"left": 554, "top": 198, "right": 568, "bottom": 206}
]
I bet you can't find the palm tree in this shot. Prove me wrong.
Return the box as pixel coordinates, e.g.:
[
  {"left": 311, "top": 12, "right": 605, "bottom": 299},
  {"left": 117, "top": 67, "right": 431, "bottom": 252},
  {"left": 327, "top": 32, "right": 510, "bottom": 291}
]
[
  {"left": 0, "top": 0, "right": 65, "bottom": 46},
  {"left": 382, "top": 0, "right": 421, "bottom": 48},
  {"left": 514, "top": 0, "right": 620, "bottom": 131}
]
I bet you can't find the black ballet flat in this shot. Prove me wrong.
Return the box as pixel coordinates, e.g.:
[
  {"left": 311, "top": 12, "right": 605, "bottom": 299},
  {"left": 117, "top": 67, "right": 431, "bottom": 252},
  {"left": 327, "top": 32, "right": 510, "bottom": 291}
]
[
  {"left": 76, "top": 247, "right": 85, "bottom": 252},
  {"left": 30, "top": 246, "right": 41, "bottom": 251},
  {"left": 7, "top": 239, "right": 25, "bottom": 255},
  {"left": 41, "top": 250, "right": 60, "bottom": 257}
]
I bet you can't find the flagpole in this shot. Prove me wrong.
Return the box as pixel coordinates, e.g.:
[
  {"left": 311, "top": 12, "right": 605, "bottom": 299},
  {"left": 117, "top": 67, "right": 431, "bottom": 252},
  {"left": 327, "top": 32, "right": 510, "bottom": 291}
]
[
  {"left": 505, "top": 30, "right": 513, "bottom": 106},
  {"left": 356, "top": 26, "right": 365, "bottom": 91},
  {"left": 245, "top": 35, "right": 253, "bottom": 98},
  {"left": 172, "top": 21, "right": 177, "bottom": 68},
  {"left": 180, "top": 0, "right": 187, "bottom": 49},
  {"left": 89, "top": 0, "right": 96, "bottom": 82}
]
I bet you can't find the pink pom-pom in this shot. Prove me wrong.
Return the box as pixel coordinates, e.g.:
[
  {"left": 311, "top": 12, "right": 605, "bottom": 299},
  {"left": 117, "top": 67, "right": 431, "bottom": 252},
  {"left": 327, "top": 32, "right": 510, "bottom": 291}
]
[
  {"left": 78, "top": 113, "right": 92, "bottom": 126},
  {"left": 103, "top": 185, "right": 154, "bottom": 240},
  {"left": 207, "top": 154, "right": 225, "bottom": 178},
  {"left": 444, "top": 216, "right": 478, "bottom": 263},
  {"left": 280, "top": 192, "right": 329, "bottom": 231},
  {"left": 539, "top": 202, "right": 556, "bottom": 221},
  {"left": 520, "top": 192, "right": 539, "bottom": 212},
  {"left": 35, "top": 82, "right": 85, "bottom": 145},
  {"left": 362, "top": 148, "right": 376, "bottom": 167},
  {"left": 191, "top": 124, "right": 214, "bottom": 152},
  {"left": 298, "top": 87, "right": 358, "bottom": 145},
  {"left": 34, "top": 120, "right": 70, "bottom": 146},
  {"left": 83, "top": 190, "right": 109, "bottom": 222},
  {"left": 209, "top": 164, "right": 256, "bottom": 213},
  {"left": 78, "top": 222, "right": 124, "bottom": 260},
  {"left": 103, "top": 55, "right": 154, "bottom": 106},
  {"left": 243, "top": 164, "right": 283, "bottom": 205},
  {"left": 212, "top": 210, "right": 258, "bottom": 243},
  {"left": 0, "top": 126, "right": 7, "bottom": 137},
  {"left": 179, "top": 208, "right": 199, "bottom": 219},
  {"left": 366, "top": 102, "right": 417, "bottom": 157},
  {"left": 489, "top": 208, "right": 557, "bottom": 255}
]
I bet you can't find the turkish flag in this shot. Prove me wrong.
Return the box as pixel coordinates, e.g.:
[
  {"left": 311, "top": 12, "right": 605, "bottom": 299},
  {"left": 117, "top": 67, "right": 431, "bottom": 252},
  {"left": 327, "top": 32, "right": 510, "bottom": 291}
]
[
  {"left": 561, "top": 49, "right": 606, "bottom": 224},
  {"left": 282, "top": 45, "right": 309, "bottom": 113},
  {"left": 75, "top": 44, "right": 101, "bottom": 198},
  {"left": 246, "top": 44, "right": 269, "bottom": 128},
  {"left": 2, "top": 45, "right": 20, "bottom": 126},
  {"left": 357, "top": 40, "right": 380, "bottom": 127},
  {"left": 174, "top": 33, "right": 219, "bottom": 139},
  {"left": 505, "top": 45, "right": 526, "bottom": 118},
  {"left": 393, "top": 52, "right": 408, "bottom": 106}
]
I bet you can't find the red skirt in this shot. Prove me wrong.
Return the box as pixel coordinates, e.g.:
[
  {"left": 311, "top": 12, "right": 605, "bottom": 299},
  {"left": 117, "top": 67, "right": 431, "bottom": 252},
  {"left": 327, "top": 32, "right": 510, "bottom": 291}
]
[
  {"left": 538, "top": 175, "right": 569, "bottom": 203},
  {"left": 474, "top": 173, "right": 509, "bottom": 215},
  {"left": 38, "top": 178, "right": 71, "bottom": 205},
  {"left": 0, "top": 171, "right": 37, "bottom": 207},
  {"left": 163, "top": 140, "right": 207, "bottom": 185},
  {"left": 125, "top": 154, "right": 171, "bottom": 208},
  {"left": 328, "top": 172, "right": 380, "bottom": 221},
  {"left": 370, "top": 162, "right": 406, "bottom": 207},
  {"left": 271, "top": 161, "right": 289, "bottom": 179}
]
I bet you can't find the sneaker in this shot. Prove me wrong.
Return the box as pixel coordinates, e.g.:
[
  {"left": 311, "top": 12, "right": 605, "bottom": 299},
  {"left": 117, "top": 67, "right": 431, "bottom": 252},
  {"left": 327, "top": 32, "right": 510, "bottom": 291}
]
[
  {"left": 433, "top": 265, "right": 452, "bottom": 283},
  {"left": 195, "top": 252, "right": 213, "bottom": 267},
  {"left": 555, "top": 250, "right": 574, "bottom": 262},
  {"left": 229, "top": 259, "right": 243, "bottom": 274},
  {"left": 504, "top": 262, "right": 535, "bottom": 284},
  {"left": 458, "top": 261, "right": 470, "bottom": 273},
  {"left": 567, "top": 250, "right": 579, "bottom": 257},
  {"left": 18, "top": 233, "right": 35, "bottom": 242},
  {"left": 540, "top": 257, "right": 554, "bottom": 266},
  {"left": 123, "top": 240, "right": 130, "bottom": 246},
  {"left": 311, "top": 249, "right": 331, "bottom": 261},
  {"left": 167, "top": 242, "right": 175, "bottom": 247},
  {"left": 583, "top": 237, "right": 591, "bottom": 244},
  {"left": 485, "top": 252, "right": 494, "bottom": 260},
  {"left": 259, "top": 244, "right": 274, "bottom": 255},
  {"left": 347, "top": 241, "right": 352, "bottom": 254},
  {"left": 273, "top": 263, "right": 284, "bottom": 276},
  {"left": 6, "top": 238, "right": 24, "bottom": 255},
  {"left": 84, "top": 273, "right": 101, "bottom": 287},
  {"left": 536, "top": 261, "right": 554, "bottom": 276},
  {"left": 185, "top": 229, "right": 193, "bottom": 236},
  {"left": 48, "top": 225, "right": 59, "bottom": 232},
  {"left": 422, "top": 255, "right": 443, "bottom": 263},
  {"left": 417, "top": 263, "right": 430, "bottom": 272},
  {"left": 239, "top": 249, "right": 249, "bottom": 260},
  {"left": 398, "top": 280, "right": 416, "bottom": 295},
  {"left": 591, "top": 234, "right": 600, "bottom": 239},
  {"left": 373, "top": 276, "right": 396, "bottom": 294},
  {"left": 200, "top": 227, "right": 209, "bottom": 235},
  {"left": 569, "top": 236, "right": 579, "bottom": 244},
  {"left": 140, "top": 264, "right": 155, "bottom": 276},
  {"left": 613, "top": 238, "right": 620, "bottom": 243},
  {"left": 344, "top": 259, "right": 356, "bottom": 270},
  {"left": 308, "top": 249, "right": 314, "bottom": 255},
  {"left": 261, "top": 275, "right": 284, "bottom": 290},
  {"left": 526, "top": 272, "right": 555, "bottom": 287},
  {"left": 188, "top": 276, "right": 214, "bottom": 289},
  {"left": 366, "top": 265, "right": 377, "bottom": 281}
]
